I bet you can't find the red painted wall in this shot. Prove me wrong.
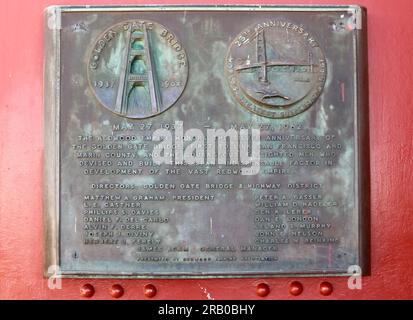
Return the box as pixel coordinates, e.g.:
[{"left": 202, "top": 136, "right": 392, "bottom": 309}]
[{"left": 0, "top": 0, "right": 412, "bottom": 300}]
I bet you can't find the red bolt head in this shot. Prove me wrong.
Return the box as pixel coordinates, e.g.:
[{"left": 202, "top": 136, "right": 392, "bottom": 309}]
[
  {"left": 80, "top": 284, "right": 95, "bottom": 298},
  {"left": 110, "top": 284, "right": 124, "bottom": 299},
  {"left": 144, "top": 284, "right": 157, "bottom": 298},
  {"left": 320, "top": 282, "right": 333, "bottom": 296},
  {"left": 256, "top": 283, "right": 270, "bottom": 297},
  {"left": 289, "top": 281, "right": 304, "bottom": 296}
]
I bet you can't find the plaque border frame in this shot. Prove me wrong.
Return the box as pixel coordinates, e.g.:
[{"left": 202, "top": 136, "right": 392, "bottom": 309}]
[{"left": 44, "top": 5, "right": 369, "bottom": 279}]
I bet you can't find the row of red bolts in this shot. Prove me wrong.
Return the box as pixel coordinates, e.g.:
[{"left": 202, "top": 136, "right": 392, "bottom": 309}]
[
  {"left": 257, "top": 281, "right": 333, "bottom": 297},
  {"left": 80, "top": 281, "right": 333, "bottom": 298},
  {"left": 80, "top": 284, "right": 157, "bottom": 299}
]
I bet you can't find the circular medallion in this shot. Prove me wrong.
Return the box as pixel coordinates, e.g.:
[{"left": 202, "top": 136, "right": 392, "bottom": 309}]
[
  {"left": 88, "top": 20, "right": 188, "bottom": 119},
  {"left": 225, "top": 21, "right": 327, "bottom": 119}
]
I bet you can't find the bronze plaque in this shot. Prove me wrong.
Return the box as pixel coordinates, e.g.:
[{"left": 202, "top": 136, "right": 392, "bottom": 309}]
[{"left": 44, "top": 5, "right": 369, "bottom": 278}]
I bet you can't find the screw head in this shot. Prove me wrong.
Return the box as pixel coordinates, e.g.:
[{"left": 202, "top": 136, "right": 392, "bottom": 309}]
[
  {"left": 80, "top": 284, "right": 95, "bottom": 298},
  {"left": 320, "top": 282, "right": 333, "bottom": 296},
  {"left": 256, "top": 283, "right": 270, "bottom": 297},
  {"left": 289, "top": 281, "right": 304, "bottom": 296},
  {"left": 110, "top": 284, "right": 124, "bottom": 299},
  {"left": 144, "top": 284, "right": 157, "bottom": 298}
]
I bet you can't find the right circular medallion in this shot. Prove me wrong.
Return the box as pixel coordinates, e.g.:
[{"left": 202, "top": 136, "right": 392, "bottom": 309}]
[{"left": 225, "top": 21, "right": 327, "bottom": 119}]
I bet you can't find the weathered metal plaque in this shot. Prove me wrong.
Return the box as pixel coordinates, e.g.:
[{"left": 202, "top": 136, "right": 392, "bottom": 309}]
[{"left": 44, "top": 5, "right": 369, "bottom": 278}]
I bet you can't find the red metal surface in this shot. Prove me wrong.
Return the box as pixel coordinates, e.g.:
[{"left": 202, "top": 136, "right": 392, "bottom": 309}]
[{"left": 0, "top": 0, "right": 412, "bottom": 300}]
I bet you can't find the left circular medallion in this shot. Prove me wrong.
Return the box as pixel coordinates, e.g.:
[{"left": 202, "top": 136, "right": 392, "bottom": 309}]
[{"left": 88, "top": 20, "right": 188, "bottom": 119}]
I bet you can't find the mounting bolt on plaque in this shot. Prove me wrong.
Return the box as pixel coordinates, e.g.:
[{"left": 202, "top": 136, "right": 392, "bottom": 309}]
[
  {"left": 289, "top": 281, "right": 304, "bottom": 296},
  {"left": 256, "top": 283, "right": 271, "bottom": 297},
  {"left": 320, "top": 282, "right": 334, "bottom": 296},
  {"left": 110, "top": 284, "right": 125, "bottom": 299},
  {"left": 80, "top": 284, "right": 95, "bottom": 298},
  {"left": 144, "top": 284, "right": 157, "bottom": 298}
]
